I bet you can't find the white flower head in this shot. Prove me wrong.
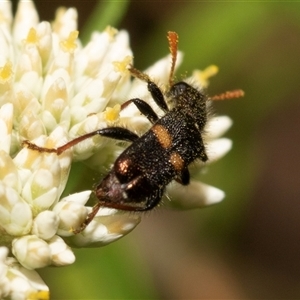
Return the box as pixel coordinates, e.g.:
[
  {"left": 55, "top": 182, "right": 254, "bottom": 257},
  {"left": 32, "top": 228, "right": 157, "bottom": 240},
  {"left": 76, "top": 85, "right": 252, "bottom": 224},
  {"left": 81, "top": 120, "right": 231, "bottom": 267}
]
[
  {"left": 0, "top": 246, "right": 49, "bottom": 300},
  {"left": 0, "top": 0, "right": 238, "bottom": 298}
]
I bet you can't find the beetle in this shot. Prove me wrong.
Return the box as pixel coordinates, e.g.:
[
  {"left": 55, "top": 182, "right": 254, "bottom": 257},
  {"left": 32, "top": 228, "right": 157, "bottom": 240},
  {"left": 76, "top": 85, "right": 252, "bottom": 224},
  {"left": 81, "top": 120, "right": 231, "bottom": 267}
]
[{"left": 23, "top": 32, "right": 243, "bottom": 233}]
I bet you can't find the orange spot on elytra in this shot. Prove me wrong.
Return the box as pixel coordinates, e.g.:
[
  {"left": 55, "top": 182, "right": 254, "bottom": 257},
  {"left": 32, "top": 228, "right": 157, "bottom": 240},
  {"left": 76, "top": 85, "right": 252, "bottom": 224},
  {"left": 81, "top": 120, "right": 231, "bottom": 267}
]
[
  {"left": 152, "top": 124, "right": 172, "bottom": 149},
  {"left": 170, "top": 152, "right": 184, "bottom": 171}
]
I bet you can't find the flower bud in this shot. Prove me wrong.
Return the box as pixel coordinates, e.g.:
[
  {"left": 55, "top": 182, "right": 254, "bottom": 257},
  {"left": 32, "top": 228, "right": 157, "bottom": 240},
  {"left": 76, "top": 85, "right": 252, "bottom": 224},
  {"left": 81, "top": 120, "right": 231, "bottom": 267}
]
[
  {"left": 70, "top": 208, "right": 141, "bottom": 247},
  {"left": 53, "top": 193, "right": 90, "bottom": 236},
  {"left": 0, "top": 183, "right": 32, "bottom": 236},
  {"left": 12, "top": 235, "right": 51, "bottom": 269},
  {"left": 48, "top": 235, "right": 75, "bottom": 266},
  {"left": 6, "top": 255, "right": 49, "bottom": 299},
  {"left": 31, "top": 210, "right": 59, "bottom": 240},
  {"left": 0, "top": 247, "right": 9, "bottom": 298}
]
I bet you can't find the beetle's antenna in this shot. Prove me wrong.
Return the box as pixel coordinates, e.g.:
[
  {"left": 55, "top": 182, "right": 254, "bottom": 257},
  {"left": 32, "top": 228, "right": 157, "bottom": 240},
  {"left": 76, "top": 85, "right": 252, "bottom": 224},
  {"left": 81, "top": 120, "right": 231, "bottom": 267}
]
[
  {"left": 167, "top": 31, "right": 178, "bottom": 87},
  {"left": 209, "top": 89, "right": 244, "bottom": 101},
  {"left": 129, "top": 65, "right": 151, "bottom": 83}
]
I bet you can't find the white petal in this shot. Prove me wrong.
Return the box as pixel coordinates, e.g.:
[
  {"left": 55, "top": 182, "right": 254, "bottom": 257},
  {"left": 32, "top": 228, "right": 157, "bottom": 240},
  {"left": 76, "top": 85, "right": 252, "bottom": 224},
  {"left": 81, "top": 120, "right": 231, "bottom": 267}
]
[
  {"left": 207, "top": 138, "right": 232, "bottom": 163},
  {"left": 0, "top": 150, "right": 20, "bottom": 191},
  {"left": 33, "top": 187, "right": 58, "bottom": 210},
  {"left": 144, "top": 51, "right": 183, "bottom": 84},
  {"left": 166, "top": 180, "right": 225, "bottom": 209},
  {"left": 0, "top": 30, "right": 12, "bottom": 65},
  {"left": 70, "top": 210, "right": 141, "bottom": 247},
  {"left": 10, "top": 201, "right": 33, "bottom": 235},
  {"left": 0, "top": 184, "right": 32, "bottom": 235},
  {"left": 52, "top": 8, "right": 78, "bottom": 40},
  {"left": 13, "top": 0, "right": 39, "bottom": 46},
  {"left": 0, "top": 247, "right": 8, "bottom": 262},
  {"left": 60, "top": 190, "right": 92, "bottom": 205},
  {"left": 206, "top": 115, "right": 233, "bottom": 139},
  {"left": 0, "top": 247, "right": 9, "bottom": 298},
  {"left": 36, "top": 21, "right": 52, "bottom": 67},
  {"left": 0, "top": 1, "right": 12, "bottom": 34},
  {"left": 8, "top": 262, "right": 49, "bottom": 298},
  {"left": 0, "top": 103, "right": 13, "bottom": 153}
]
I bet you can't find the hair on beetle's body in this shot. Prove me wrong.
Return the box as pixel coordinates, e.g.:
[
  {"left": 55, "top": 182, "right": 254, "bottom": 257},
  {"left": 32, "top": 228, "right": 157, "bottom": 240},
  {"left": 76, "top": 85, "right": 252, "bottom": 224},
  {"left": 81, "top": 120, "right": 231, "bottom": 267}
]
[
  {"left": 96, "top": 81, "right": 209, "bottom": 211},
  {"left": 23, "top": 31, "right": 243, "bottom": 233}
]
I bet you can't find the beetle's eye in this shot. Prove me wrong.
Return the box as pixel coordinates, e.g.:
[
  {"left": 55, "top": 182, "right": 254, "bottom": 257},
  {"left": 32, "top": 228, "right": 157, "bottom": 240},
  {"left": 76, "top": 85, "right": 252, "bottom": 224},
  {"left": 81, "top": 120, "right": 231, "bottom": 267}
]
[{"left": 170, "top": 82, "right": 188, "bottom": 97}]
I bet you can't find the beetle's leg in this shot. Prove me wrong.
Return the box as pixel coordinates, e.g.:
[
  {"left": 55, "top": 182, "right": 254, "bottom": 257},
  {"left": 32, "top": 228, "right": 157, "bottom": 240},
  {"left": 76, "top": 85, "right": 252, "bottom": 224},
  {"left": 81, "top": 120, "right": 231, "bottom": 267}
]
[
  {"left": 121, "top": 98, "right": 159, "bottom": 124},
  {"left": 22, "top": 127, "right": 139, "bottom": 155}
]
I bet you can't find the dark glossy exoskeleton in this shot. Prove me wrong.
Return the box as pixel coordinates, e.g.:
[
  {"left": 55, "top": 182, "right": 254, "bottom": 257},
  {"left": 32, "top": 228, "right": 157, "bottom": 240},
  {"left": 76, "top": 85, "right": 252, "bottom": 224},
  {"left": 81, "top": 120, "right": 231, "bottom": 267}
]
[
  {"left": 96, "top": 80, "right": 208, "bottom": 211},
  {"left": 23, "top": 32, "right": 243, "bottom": 233}
]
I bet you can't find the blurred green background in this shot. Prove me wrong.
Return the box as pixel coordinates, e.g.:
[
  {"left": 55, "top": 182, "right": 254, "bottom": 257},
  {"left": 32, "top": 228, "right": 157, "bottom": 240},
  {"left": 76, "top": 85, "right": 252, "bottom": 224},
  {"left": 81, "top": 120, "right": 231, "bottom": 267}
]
[{"left": 16, "top": 0, "right": 300, "bottom": 298}]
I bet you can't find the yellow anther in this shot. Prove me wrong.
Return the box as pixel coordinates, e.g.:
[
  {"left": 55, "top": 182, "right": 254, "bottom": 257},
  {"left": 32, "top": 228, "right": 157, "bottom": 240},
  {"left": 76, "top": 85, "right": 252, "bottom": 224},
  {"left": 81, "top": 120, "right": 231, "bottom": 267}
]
[
  {"left": 192, "top": 65, "right": 219, "bottom": 88},
  {"left": 28, "top": 290, "right": 50, "bottom": 300},
  {"left": 202, "top": 65, "right": 219, "bottom": 78},
  {"left": 60, "top": 30, "right": 79, "bottom": 53},
  {"left": 113, "top": 56, "right": 132, "bottom": 73},
  {"left": 105, "top": 26, "right": 118, "bottom": 39},
  {"left": 0, "top": 62, "right": 13, "bottom": 83},
  {"left": 25, "top": 27, "right": 38, "bottom": 44},
  {"left": 104, "top": 104, "right": 121, "bottom": 122}
]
